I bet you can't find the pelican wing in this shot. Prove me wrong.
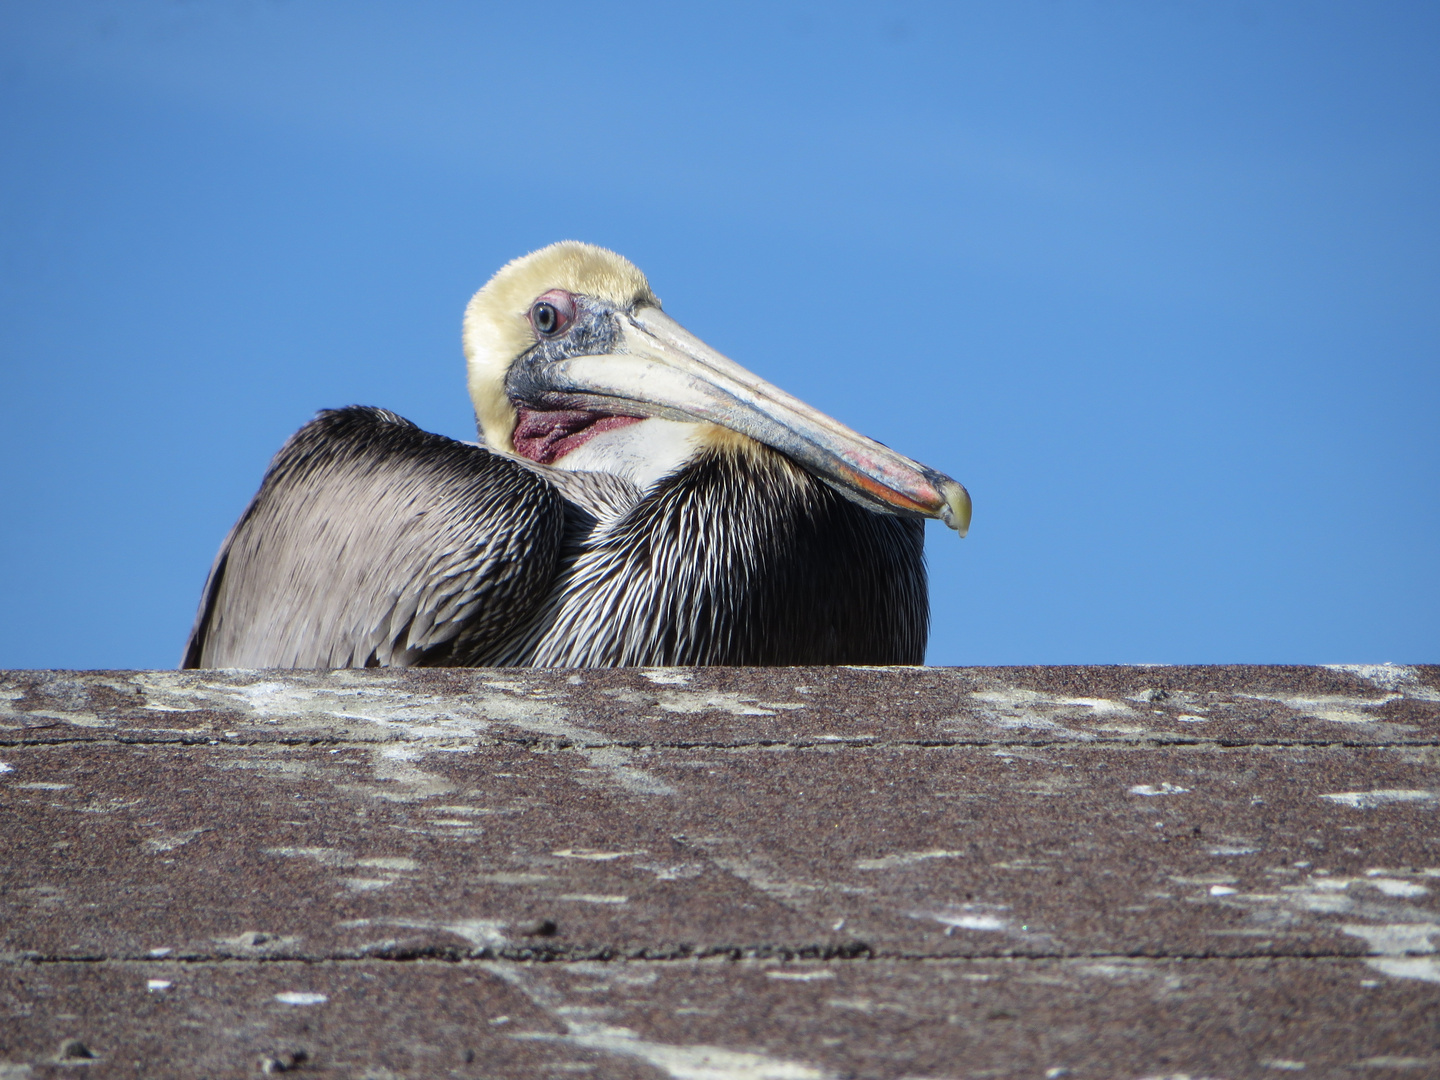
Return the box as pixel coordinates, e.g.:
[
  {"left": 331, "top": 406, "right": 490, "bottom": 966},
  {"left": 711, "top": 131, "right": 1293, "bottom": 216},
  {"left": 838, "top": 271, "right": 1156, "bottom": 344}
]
[{"left": 182, "top": 407, "right": 566, "bottom": 668}]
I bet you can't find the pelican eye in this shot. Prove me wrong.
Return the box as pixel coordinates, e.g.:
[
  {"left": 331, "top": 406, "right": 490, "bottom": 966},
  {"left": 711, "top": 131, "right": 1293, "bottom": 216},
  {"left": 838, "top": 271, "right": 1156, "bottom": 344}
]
[{"left": 529, "top": 289, "right": 576, "bottom": 338}]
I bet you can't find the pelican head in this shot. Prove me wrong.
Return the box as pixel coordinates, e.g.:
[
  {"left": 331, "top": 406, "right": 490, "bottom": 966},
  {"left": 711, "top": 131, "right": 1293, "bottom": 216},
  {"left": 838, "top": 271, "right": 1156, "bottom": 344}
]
[{"left": 462, "top": 241, "right": 971, "bottom": 535}]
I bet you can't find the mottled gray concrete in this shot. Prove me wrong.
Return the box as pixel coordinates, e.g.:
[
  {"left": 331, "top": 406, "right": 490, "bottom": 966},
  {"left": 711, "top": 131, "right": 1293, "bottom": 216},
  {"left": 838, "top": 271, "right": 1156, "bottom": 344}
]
[{"left": 2, "top": 666, "right": 1438, "bottom": 1078}]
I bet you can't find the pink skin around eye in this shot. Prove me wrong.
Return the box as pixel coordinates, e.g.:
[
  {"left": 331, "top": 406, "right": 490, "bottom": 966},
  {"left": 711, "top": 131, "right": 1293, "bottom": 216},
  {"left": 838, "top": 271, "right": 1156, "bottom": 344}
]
[
  {"left": 515, "top": 289, "right": 645, "bottom": 462},
  {"left": 530, "top": 288, "right": 577, "bottom": 335}
]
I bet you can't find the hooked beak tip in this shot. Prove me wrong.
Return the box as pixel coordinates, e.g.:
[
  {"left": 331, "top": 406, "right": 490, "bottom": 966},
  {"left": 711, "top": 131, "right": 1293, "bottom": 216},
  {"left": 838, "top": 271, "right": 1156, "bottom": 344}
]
[{"left": 938, "top": 479, "right": 972, "bottom": 537}]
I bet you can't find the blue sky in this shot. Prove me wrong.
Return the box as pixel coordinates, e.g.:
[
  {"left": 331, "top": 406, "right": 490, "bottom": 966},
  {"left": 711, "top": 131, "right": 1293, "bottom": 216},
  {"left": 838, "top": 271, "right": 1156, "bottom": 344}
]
[{"left": 1, "top": 1, "right": 1436, "bottom": 668}]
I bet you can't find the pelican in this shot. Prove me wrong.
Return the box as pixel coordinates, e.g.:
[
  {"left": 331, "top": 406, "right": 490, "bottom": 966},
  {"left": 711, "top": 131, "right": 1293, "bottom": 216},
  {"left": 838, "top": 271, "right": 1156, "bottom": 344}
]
[{"left": 182, "top": 242, "right": 970, "bottom": 669}]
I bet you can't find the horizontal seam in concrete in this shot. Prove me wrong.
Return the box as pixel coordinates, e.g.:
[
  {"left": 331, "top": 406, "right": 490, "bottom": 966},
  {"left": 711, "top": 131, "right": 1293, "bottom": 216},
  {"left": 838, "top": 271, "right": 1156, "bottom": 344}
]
[
  {"left": 2, "top": 735, "right": 1435, "bottom": 751},
  {"left": 1, "top": 949, "right": 1379, "bottom": 967}
]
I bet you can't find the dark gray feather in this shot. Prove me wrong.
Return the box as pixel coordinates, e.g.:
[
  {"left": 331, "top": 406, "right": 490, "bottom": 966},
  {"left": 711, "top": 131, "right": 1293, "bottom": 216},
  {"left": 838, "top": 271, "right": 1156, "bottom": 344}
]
[
  {"left": 182, "top": 407, "right": 565, "bottom": 668},
  {"left": 494, "top": 445, "right": 927, "bottom": 667}
]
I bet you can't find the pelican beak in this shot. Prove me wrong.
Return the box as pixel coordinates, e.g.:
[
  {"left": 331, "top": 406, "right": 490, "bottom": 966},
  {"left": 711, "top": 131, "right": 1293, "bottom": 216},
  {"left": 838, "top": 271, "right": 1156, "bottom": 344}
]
[{"left": 517, "top": 305, "right": 971, "bottom": 536}]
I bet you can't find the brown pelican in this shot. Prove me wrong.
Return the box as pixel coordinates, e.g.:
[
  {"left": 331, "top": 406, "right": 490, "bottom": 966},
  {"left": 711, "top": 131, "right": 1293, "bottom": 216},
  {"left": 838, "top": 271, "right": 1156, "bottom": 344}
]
[{"left": 182, "top": 242, "right": 970, "bottom": 668}]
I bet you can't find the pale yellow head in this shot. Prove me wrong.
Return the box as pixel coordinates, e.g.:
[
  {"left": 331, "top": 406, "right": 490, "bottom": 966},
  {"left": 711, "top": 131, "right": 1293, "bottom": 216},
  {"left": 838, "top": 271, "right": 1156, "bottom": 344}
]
[
  {"left": 460, "top": 241, "right": 970, "bottom": 533},
  {"left": 462, "top": 241, "right": 658, "bottom": 451}
]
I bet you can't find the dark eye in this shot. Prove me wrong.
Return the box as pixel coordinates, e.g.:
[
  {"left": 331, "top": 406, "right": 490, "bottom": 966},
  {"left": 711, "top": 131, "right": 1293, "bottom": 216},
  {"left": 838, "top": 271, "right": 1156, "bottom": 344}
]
[{"left": 529, "top": 289, "right": 576, "bottom": 337}]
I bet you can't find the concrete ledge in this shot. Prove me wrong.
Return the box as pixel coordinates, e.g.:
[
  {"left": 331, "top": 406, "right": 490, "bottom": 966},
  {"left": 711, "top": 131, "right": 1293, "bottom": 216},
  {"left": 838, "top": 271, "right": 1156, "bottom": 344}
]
[{"left": 2, "top": 666, "right": 1438, "bottom": 1077}]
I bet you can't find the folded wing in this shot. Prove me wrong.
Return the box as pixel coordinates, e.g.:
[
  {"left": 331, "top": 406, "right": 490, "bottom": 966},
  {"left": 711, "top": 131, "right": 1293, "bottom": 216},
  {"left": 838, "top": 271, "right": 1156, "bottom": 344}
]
[{"left": 182, "top": 407, "right": 566, "bottom": 668}]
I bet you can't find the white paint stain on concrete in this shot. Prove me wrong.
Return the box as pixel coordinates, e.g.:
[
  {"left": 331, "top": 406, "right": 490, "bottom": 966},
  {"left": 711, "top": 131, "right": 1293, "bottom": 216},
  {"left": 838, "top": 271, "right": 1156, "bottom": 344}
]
[
  {"left": 1195, "top": 864, "right": 1440, "bottom": 986},
  {"left": 992, "top": 858, "right": 1054, "bottom": 872},
  {"left": 1240, "top": 692, "right": 1405, "bottom": 726},
  {"left": 704, "top": 853, "right": 828, "bottom": 903},
  {"left": 356, "top": 856, "right": 418, "bottom": 872},
  {"left": 337, "top": 915, "right": 509, "bottom": 951},
  {"left": 273, "top": 992, "right": 327, "bottom": 1006},
  {"left": 1329, "top": 664, "right": 1440, "bottom": 702},
  {"left": 1343, "top": 921, "right": 1440, "bottom": 984},
  {"left": 855, "top": 850, "right": 966, "bottom": 871},
  {"left": 532, "top": 1023, "right": 832, "bottom": 1080},
  {"left": 1076, "top": 960, "right": 1166, "bottom": 983},
  {"left": 0, "top": 675, "right": 139, "bottom": 730},
  {"left": 1130, "top": 783, "right": 1189, "bottom": 796},
  {"left": 1128, "top": 688, "right": 1204, "bottom": 706},
  {"left": 472, "top": 872, "right": 556, "bottom": 885},
  {"left": 1170, "top": 874, "right": 1238, "bottom": 887},
  {"left": 135, "top": 674, "right": 495, "bottom": 739},
  {"left": 1363, "top": 878, "right": 1429, "bottom": 898},
  {"left": 1366, "top": 958, "right": 1440, "bottom": 983},
  {"left": 1320, "top": 790, "right": 1435, "bottom": 809},
  {"left": 911, "top": 904, "right": 1009, "bottom": 934},
  {"left": 145, "top": 828, "right": 207, "bottom": 853},
  {"left": 490, "top": 963, "right": 833, "bottom": 1080},
  {"left": 1225, "top": 670, "right": 1438, "bottom": 732},
  {"left": 575, "top": 744, "right": 676, "bottom": 797},
  {"left": 231, "top": 680, "right": 475, "bottom": 735},
  {"left": 1355, "top": 1056, "right": 1440, "bottom": 1070},
  {"left": 1343, "top": 923, "right": 1438, "bottom": 956},
  {"left": 214, "top": 931, "right": 299, "bottom": 951},
  {"left": 825, "top": 996, "right": 911, "bottom": 1014},
  {"left": 262, "top": 847, "right": 420, "bottom": 895},
  {"left": 975, "top": 688, "right": 1133, "bottom": 715},
  {"left": 963, "top": 688, "right": 1128, "bottom": 738},
  {"left": 1371, "top": 866, "right": 1440, "bottom": 878},
  {"left": 553, "top": 848, "right": 647, "bottom": 861},
  {"left": 427, "top": 805, "right": 515, "bottom": 817},
  {"left": 442, "top": 919, "right": 510, "bottom": 949},
  {"left": 639, "top": 861, "right": 707, "bottom": 881},
  {"left": 1222, "top": 871, "right": 1435, "bottom": 911},
  {"left": 627, "top": 688, "right": 807, "bottom": 718},
  {"left": 129, "top": 676, "right": 686, "bottom": 808},
  {"left": 341, "top": 877, "right": 392, "bottom": 891},
  {"left": 366, "top": 744, "right": 459, "bottom": 803},
  {"left": 264, "top": 846, "right": 356, "bottom": 867},
  {"left": 473, "top": 699, "right": 677, "bottom": 797}
]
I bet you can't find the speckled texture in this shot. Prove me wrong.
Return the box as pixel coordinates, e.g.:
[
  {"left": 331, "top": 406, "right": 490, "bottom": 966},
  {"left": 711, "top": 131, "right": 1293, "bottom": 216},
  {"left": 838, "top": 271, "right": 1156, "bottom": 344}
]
[{"left": 2, "top": 666, "right": 1438, "bottom": 1078}]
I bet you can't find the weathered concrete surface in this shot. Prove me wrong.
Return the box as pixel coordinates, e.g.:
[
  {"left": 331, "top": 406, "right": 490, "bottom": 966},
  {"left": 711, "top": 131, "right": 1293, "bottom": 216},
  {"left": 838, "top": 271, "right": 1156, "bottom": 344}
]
[
  {"left": 2, "top": 665, "right": 1438, "bottom": 1078},
  {"left": 3, "top": 958, "right": 1436, "bottom": 1079}
]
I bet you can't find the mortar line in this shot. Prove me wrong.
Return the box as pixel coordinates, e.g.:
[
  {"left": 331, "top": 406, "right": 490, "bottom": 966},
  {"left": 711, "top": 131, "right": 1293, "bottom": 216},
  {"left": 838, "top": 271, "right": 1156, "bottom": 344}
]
[
  {"left": 1, "top": 946, "right": 1389, "bottom": 966},
  {"left": 2, "top": 733, "right": 1436, "bottom": 752}
]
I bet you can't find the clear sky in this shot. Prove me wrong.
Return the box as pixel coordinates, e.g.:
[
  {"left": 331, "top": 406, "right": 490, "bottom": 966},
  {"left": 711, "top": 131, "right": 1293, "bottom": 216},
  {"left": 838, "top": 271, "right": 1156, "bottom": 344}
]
[{"left": 1, "top": 1, "right": 1436, "bottom": 669}]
